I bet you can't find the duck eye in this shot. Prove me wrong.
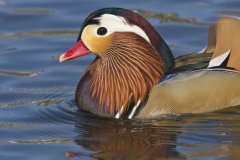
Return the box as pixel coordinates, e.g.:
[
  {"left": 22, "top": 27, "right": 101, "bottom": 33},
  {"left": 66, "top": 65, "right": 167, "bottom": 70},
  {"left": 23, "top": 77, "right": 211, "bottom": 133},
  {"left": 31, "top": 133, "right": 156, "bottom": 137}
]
[{"left": 97, "top": 27, "right": 107, "bottom": 35}]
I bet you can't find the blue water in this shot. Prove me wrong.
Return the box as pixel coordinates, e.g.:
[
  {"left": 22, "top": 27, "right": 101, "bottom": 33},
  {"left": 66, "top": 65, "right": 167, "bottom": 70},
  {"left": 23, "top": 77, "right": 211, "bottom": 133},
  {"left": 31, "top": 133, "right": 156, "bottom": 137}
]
[{"left": 1, "top": 0, "right": 240, "bottom": 159}]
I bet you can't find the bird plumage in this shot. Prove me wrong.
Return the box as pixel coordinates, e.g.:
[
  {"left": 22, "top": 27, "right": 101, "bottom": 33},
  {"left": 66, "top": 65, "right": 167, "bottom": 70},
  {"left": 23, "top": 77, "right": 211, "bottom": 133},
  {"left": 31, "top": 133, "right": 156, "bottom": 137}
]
[
  {"left": 137, "top": 69, "right": 240, "bottom": 118},
  {"left": 77, "top": 8, "right": 175, "bottom": 71},
  {"left": 76, "top": 32, "right": 165, "bottom": 117},
  {"left": 60, "top": 8, "right": 240, "bottom": 119}
]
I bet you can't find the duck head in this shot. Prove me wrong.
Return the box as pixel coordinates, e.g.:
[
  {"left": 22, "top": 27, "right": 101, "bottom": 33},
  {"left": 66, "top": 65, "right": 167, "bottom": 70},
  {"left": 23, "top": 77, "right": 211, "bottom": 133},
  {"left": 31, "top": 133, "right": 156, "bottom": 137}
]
[{"left": 59, "top": 8, "right": 175, "bottom": 117}]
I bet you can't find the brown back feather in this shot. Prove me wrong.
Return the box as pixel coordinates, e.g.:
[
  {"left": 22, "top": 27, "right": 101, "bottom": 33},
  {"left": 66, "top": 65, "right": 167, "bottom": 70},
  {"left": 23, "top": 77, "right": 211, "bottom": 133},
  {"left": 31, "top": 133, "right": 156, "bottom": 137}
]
[{"left": 89, "top": 32, "right": 165, "bottom": 115}]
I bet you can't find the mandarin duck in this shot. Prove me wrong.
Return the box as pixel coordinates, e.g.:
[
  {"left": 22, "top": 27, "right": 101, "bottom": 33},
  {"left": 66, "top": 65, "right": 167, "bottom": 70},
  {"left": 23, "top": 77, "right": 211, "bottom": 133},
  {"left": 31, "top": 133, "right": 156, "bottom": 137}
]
[{"left": 59, "top": 8, "right": 240, "bottom": 119}]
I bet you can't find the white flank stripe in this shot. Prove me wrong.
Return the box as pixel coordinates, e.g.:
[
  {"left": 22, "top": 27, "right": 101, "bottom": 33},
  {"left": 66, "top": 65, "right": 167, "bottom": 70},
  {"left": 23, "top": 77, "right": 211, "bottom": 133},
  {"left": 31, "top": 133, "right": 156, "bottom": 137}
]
[
  {"left": 208, "top": 49, "right": 231, "bottom": 68},
  {"left": 115, "top": 105, "right": 124, "bottom": 119},
  {"left": 128, "top": 99, "right": 141, "bottom": 119}
]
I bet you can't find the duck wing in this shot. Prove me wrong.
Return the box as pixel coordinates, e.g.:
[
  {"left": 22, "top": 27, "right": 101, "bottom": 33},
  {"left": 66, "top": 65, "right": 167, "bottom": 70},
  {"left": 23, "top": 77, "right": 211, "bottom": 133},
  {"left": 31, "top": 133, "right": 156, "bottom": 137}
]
[
  {"left": 172, "top": 16, "right": 240, "bottom": 73},
  {"left": 173, "top": 52, "right": 212, "bottom": 72}
]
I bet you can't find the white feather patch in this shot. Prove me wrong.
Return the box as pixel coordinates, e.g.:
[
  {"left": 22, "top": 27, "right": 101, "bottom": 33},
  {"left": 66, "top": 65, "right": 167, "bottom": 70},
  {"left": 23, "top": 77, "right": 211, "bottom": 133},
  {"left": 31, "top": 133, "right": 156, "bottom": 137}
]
[
  {"left": 208, "top": 49, "right": 231, "bottom": 68},
  {"left": 115, "top": 105, "right": 124, "bottom": 119},
  {"left": 94, "top": 14, "right": 151, "bottom": 43},
  {"left": 198, "top": 46, "right": 207, "bottom": 53},
  {"left": 128, "top": 99, "right": 141, "bottom": 119}
]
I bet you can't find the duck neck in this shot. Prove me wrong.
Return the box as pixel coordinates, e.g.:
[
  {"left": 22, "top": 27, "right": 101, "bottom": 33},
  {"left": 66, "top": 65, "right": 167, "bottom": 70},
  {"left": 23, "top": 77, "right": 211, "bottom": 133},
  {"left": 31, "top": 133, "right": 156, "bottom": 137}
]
[{"left": 89, "top": 33, "right": 165, "bottom": 116}]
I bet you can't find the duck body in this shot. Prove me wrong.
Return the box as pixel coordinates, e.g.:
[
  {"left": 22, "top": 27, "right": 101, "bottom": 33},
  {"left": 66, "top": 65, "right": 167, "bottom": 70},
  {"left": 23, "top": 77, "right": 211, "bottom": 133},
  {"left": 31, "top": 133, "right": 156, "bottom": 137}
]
[
  {"left": 76, "top": 65, "right": 240, "bottom": 118},
  {"left": 137, "top": 69, "right": 240, "bottom": 118},
  {"left": 59, "top": 8, "right": 240, "bottom": 119}
]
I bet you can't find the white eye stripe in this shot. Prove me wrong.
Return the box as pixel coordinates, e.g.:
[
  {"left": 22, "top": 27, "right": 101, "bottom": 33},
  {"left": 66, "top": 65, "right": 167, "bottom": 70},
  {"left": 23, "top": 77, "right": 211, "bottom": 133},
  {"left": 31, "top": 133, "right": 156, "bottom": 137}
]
[{"left": 93, "top": 14, "right": 151, "bottom": 43}]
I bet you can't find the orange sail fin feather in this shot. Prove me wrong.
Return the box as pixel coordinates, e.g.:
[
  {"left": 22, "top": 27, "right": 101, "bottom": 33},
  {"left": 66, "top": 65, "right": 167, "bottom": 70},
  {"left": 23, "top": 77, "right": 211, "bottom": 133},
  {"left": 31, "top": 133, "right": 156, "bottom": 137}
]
[{"left": 203, "top": 17, "right": 240, "bottom": 70}]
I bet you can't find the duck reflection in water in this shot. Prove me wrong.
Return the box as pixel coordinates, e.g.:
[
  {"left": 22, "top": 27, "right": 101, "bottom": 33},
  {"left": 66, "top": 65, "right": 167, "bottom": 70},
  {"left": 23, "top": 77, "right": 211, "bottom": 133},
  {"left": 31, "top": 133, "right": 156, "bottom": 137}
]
[
  {"left": 65, "top": 111, "right": 240, "bottom": 159},
  {"left": 73, "top": 115, "right": 184, "bottom": 159}
]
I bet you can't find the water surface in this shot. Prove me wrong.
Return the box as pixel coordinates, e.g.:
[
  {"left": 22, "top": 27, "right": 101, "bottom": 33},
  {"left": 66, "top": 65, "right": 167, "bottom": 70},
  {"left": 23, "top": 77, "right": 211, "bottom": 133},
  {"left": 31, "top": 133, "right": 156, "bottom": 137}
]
[{"left": 1, "top": 0, "right": 240, "bottom": 159}]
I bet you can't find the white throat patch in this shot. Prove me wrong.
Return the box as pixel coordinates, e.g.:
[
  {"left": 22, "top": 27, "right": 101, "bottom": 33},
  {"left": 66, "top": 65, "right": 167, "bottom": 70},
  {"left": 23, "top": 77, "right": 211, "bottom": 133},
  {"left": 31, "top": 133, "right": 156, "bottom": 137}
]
[{"left": 93, "top": 14, "right": 151, "bottom": 43}]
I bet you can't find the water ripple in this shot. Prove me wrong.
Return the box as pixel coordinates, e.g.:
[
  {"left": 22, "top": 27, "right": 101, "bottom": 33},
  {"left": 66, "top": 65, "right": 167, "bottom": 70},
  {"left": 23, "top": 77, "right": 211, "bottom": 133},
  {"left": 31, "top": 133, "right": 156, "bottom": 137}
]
[
  {"left": 0, "top": 30, "right": 78, "bottom": 39},
  {"left": 0, "top": 70, "right": 39, "bottom": 77},
  {"left": 136, "top": 9, "right": 209, "bottom": 26}
]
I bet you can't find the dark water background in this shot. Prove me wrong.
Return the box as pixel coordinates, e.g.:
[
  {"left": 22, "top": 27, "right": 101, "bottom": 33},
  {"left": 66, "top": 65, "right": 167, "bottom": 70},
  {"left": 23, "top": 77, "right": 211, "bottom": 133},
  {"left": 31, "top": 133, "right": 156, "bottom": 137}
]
[{"left": 1, "top": 0, "right": 240, "bottom": 159}]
